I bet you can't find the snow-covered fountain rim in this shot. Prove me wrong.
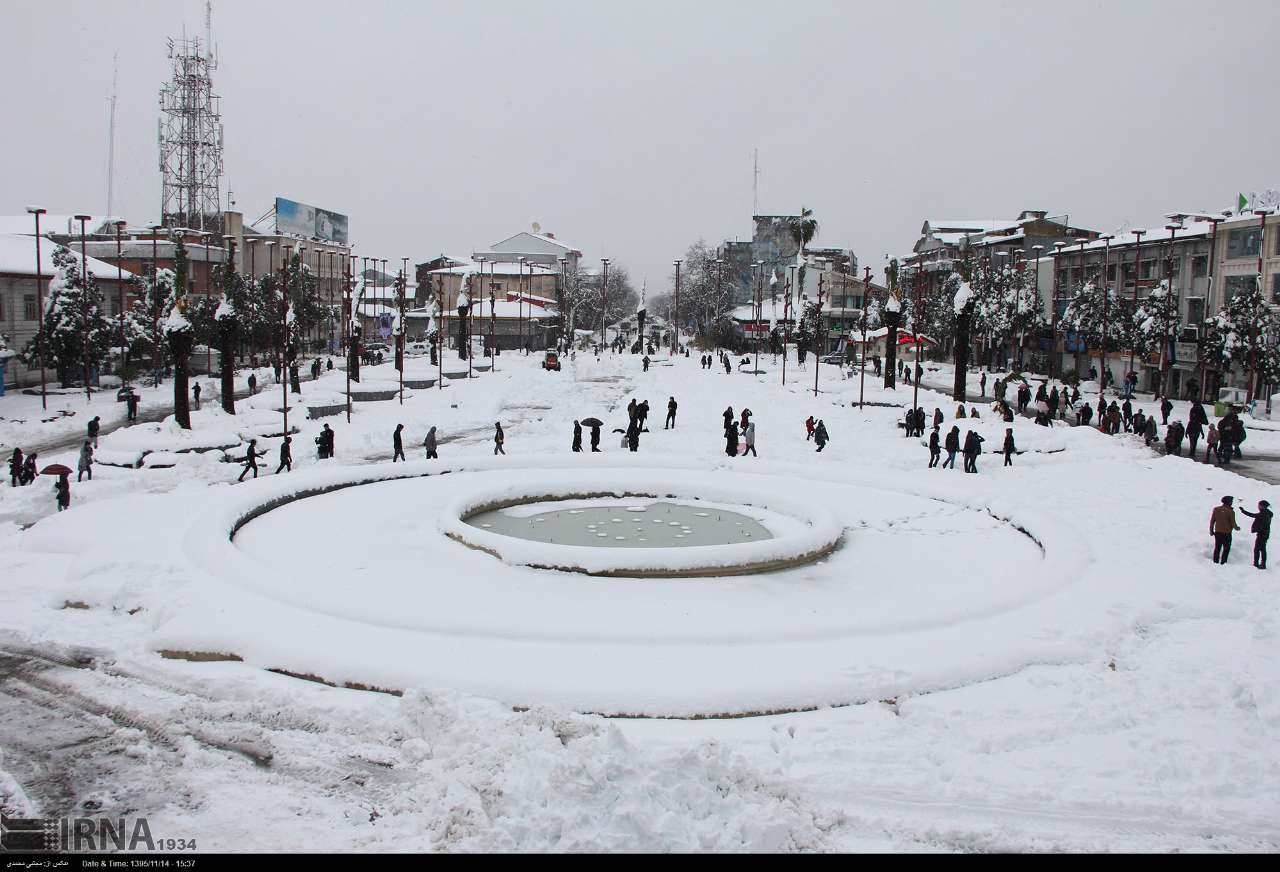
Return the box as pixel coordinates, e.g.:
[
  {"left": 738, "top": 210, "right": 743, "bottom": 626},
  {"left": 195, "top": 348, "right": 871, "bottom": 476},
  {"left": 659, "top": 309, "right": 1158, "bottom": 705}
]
[{"left": 441, "top": 483, "right": 841, "bottom": 578}]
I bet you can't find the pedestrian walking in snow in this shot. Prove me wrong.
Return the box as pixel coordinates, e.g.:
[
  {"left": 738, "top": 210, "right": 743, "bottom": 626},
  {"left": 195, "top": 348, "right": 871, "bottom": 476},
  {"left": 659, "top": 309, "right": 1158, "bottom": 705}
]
[
  {"left": 665, "top": 397, "right": 677, "bottom": 429},
  {"left": 54, "top": 474, "right": 70, "bottom": 512},
  {"left": 247, "top": 372, "right": 258, "bottom": 395},
  {"left": 933, "top": 407, "right": 944, "bottom": 429},
  {"left": 642, "top": 355, "right": 650, "bottom": 372},
  {"left": 1143, "top": 415, "right": 1157, "bottom": 447},
  {"left": 943, "top": 426, "right": 960, "bottom": 469},
  {"left": 814, "top": 420, "right": 829, "bottom": 452},
  {"left": 1210, "top": 496, "right": 1239, "bottom": 565},
  {"left": 1160, "top": 397, "right": 1173, "bottom": 426},
  {"left": 637, "top": 400, "right": 650, "bottom": 430},
  {"left": 723, "top": 356, "right": 731, "bottom": 374},
  {"left": 77, "top": 441, "right": 94, "bottom": 482},
  {"left": 724, "top": 407, "right": 735, "bottom": 435},
  {"left": 193, "top": 382, "right": 202, "bottom": 410},
  {"left": 494, "top": 422, "right": 506, "bottom": 455},
  {"left": 392, "top": 424, "right": 406, "bottom": 462},
  {"left": 805, "top": 415, "right": 816, "bottom": 441},
  {"left": 740, "top": 408, "right": 752, "bottom": 433},
  {"left": 20, "top": 452, "right": 37, "bottom": 486},
  {"left": 424, "top": 426, "right": 438, "bottom": 459},
  {"left": 9, "top": 448, "right": 22, "bottom": 488},
  {"left": 744, "top": 421, "right": 757, "bottom": 457},
  {"left": 725, "top": 421, "right": 740, "bottom": 456},
  {"left": 1205, "top": 424, "right": 1219, "bottom": 463},
  {"left": 1121, "top": 399, "right": 1132, "bottom": 431},
  {"left": 1186, "top": 416, "right": 1203, "bottom": 458},
  {"left": 962, "top": 430, "right": 984, "bottom": 473},
  {"left": 572, "top": 420, "right": 583, "bottom": 452},
  {"left": 125, "top": 391, "right": 139, "bottom": 421},
  {"left": 928, "top": 426, "right": 941, "bottom": 468},
  {"left": 589, "top": 421, "right": 601, "bottom": 452},
  {"left": 979, "top": 371, "right": 987, "bottom": 397},
  {"left": 238, "top": 439, "right": 261, "bottom": 482},
  {"left": 1003, "top": 428, "right": 1016, "bottom": 467},
  {"left": 87, "top": 416, "right": 101, "bottom": 449},
  {"left": 276, "top": 437, "right": 292, "bottom": 474},
  {"left": 1241, "top": 500, "right": 1272, "bottom": 570}
]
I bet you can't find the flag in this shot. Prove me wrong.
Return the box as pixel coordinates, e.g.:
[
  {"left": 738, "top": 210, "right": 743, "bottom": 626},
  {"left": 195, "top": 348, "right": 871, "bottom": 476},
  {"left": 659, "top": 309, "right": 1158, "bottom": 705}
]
[{"left": 1239, "top": 193, "right": 1249, "bottom": 214}]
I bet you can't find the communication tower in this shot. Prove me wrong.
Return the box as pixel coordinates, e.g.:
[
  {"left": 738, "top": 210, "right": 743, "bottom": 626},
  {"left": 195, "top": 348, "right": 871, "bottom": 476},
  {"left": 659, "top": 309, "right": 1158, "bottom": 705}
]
[{"left": 158, "top": 26, "right": 224, "bottom": 235}]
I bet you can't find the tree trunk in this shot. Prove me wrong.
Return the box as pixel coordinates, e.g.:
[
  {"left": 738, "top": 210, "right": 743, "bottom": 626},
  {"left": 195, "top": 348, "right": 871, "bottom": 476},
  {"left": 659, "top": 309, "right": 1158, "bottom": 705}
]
[
  {"left": 220, "top": 320, "right": 236, "bottom": 414},
  {"left": 170, "top": 331, "right": 193, "bottom": 430},
  {"left": 953, "top": 307, "right": 972, "bottom": 402},
  {"left": 884, "top": 310, "right": 899, "bottom": 389}
]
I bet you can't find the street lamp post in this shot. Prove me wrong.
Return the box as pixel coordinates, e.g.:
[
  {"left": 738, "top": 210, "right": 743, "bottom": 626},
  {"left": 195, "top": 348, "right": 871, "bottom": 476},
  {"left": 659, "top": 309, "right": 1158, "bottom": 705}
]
[
  {"left": 1160, "top": 223, "right": 1180, "bottom": 398},
  {"left": 74, "top": 214, "right": 93, "bottom": 402},
  {"left": 1028, "top": 244, "right": 1044, "bottom": 370},
  {"left": 600, "top": 258, "right": 611, "bottom": 348},
  {"left": 114, "top": 220, "right": 127, "bottom": 385},
  {"left": 26, "top": 206, "right": 48, "bottom": 409},
  {"left": 557, "top": 256, "right": 568, "bottom": 352},
  {"left": 1196, "top": 212, "right": 1229, "bottom": 401},
  {"left": 859, "top": 266, "right": 872, "bottom": 409},
  {"left": 673, "top": 259, "right": 682, "bottom": 357},
  {"left": 1126, "top": 229, "right": 1146, "bottom": 391},
  {"left": 343, "top": 261, "right": 352, "bottom": 422},
  {"left": 1098, "top": 235, "right": 1114, "bottom": 399},
  {"left": 476, "top": 256, "right": 487, "bottom": 363},
  {"left": 1050, "top": 242, "right": 1065, "bottom": 381},
  {"left": 1248, "top": 209, "right": 1270, "bottom": 402}
]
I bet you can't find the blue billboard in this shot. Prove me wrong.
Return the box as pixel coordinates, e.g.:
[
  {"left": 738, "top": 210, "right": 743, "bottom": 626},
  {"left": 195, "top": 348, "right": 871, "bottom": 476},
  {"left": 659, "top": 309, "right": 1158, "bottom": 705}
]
[{"left": 275, "top": 197, "right": 348, "bottom": 245}]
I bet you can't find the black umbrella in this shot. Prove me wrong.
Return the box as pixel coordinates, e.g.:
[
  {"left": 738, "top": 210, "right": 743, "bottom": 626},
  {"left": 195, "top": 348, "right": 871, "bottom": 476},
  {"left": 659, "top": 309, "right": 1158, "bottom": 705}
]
[{"left": 580, "top": 417, "right": 603, "bottom": 427}]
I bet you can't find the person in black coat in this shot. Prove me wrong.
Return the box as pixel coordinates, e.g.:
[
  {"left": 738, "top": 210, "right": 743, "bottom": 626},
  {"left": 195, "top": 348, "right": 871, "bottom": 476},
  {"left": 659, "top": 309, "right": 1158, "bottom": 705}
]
[
  {"left": 392, "top": 424, "right": 406, "bottom": 462},
  {"left": 665, "top": 397, "right": 677, "bottom": 429},
  {"left": 963, "top": 430, "right": 985, "bottom": 473},
  {"left": 276, "top": 437, "right": 292, "bottom": 474},
  {"left": 723, "top": 407, "right": 734, "bottom": 435},
  {"left": 943, "top": 426, "right": 960, "bottom": 469},
  {"left": 914, "top": 407, "right": 926, "bottom": 437},
  {"left": 572, "top": 420, "right": 583, "bottom": 452},
  {"left": 813, "top": 420, "right": 829, "bottom": 452},
  {"left": 1160, "top": 397, "right": 1173, "bottom": 425},
  {"left": 1186, "top": 415, "right": 1203, "bottom": 458},
  {"left": 1003, "top": 428, "right": 1016, "bottom": 466},
  {"left": 239, "top": 439, "right": 261, "bottom": 481},
  {"left": 1240, "top": 500, "right": 1273, "bottom": 570},
  {"left": 626, "top": 418, "right": 640, "bottom": 452},
  {"left": 928, "top": 426, "right": 941, "bottom": 468},
  {"left": 589, "top": 421, "right": 602, "bottom": 452},
  {"left": 726, "top": 421, "right": 740, "bottom": 456}
]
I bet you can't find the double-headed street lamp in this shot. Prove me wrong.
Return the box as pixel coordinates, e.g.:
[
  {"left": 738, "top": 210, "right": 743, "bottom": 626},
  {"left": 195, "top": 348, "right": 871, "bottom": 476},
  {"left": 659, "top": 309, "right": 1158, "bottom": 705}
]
[{"left": 74, "top": 214, "right": 93, "bottom": 401}]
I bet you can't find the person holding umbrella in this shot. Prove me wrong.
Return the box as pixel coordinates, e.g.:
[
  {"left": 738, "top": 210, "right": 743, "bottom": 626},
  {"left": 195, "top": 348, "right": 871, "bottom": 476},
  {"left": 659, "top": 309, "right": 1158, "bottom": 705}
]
[{"left": 581, "top": 417, "right": 604, "bottom": 452}]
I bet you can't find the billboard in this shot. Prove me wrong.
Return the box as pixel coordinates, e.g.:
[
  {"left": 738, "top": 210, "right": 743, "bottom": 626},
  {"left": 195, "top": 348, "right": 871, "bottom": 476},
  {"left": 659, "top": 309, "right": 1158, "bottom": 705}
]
[{"left": 275, "top": 196, "right": 348, "bottom": 245}]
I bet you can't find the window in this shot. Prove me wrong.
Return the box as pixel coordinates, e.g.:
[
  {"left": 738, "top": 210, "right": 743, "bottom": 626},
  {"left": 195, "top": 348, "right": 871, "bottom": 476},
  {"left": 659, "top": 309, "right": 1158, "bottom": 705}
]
[
  {"left": 23, "top": 294, "right": 37, "bottom": 321},
  {"left": 1226, "top": 227, "right": 1262, "bottom": 259},
  {"left": 1057, "top": 269, "right": 1069, "bottom": 288},
  {"left": 1140, "top": 259, "right": 1157, "bottom": 279},
  {"left": 1224, "top": 274, "right": 1257, "bottom": 304},
  {"left": 1192, "top": 255, "right": 1208, "bottom": 278},
  {"left": 1186, "top": 297, "right": 1204, "bottom": 324},
  {"left": 1121, "top": 262, "right": 1135, "bottom": 283},
  {"left": 1168, "top": 258, "right": 1180, "bottom": 279},
  {"left": 1273, "top": 273, "right": 1280, "bottom": 303},
  {"left": 1106, "top": 264, "right": 1116, "bottom": 282}
]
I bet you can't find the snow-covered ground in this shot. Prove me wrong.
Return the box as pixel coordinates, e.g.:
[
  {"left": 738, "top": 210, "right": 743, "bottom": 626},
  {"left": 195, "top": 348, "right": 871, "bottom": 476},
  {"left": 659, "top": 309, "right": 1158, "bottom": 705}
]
[{"left": 2, "top": 349, "right": 1278, "bottom": 852}]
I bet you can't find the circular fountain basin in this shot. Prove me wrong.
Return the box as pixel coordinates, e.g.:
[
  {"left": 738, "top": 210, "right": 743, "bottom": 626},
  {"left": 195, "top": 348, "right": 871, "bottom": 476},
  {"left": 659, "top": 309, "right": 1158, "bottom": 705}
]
[{"left": 464, "top": 498, "right": 773, "bottom": 548}]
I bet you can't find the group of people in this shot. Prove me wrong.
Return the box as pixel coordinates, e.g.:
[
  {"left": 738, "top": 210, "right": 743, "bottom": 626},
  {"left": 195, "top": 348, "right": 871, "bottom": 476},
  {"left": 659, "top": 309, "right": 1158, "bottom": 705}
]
[
  {"left": 804, "top": 415, "right": 829, "bottom": 452},
  {"left": 724, "top": 407, "right": 758, "bottom": 456},
  {"left": 926, "top": 424, "right": 993, "bottom": 472},
  {"left": 7, "top": 447, "right": 39, "bottom": 487},
  {"left": 699, "top": 351, "right": 735, "bottom": 374},
  {"left": 1210, "top": 496, "right": 1271, "bottom": 569}
]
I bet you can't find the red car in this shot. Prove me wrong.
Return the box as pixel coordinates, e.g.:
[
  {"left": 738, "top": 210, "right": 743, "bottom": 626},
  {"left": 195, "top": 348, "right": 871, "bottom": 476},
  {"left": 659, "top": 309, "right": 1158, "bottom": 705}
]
[{"left": 542, "top": 350, "right": 561, "bottom": 371}]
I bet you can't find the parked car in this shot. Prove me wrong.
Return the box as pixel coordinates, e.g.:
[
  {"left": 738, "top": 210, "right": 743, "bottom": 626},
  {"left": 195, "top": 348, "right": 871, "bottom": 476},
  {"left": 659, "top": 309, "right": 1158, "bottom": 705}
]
[
  {"left": 542, "top": 349, "right": 561, "bottom": 371},
  {"left": 405, "top": 341, "right": 431, "bottom": 357}
]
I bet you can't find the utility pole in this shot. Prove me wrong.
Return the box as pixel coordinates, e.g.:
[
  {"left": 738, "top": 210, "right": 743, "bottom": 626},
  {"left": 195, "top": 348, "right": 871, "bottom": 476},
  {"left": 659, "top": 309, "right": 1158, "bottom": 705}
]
[
  {"left": 1098, "top": 235, "right": 1113, "bottom": 400},
  {"left": 1127, "top": 229, "right": 1145, "bottom": 390},
  {"left": 27, "top": 206, "right": 48, "bottom": 410},
  {"left": 813, "top": 273, "right": 824, "bottom": 397},
  {"left": 600, "top": 258, "right": 611, "bottom": 348},
  {"left": 75, "top": 214, "right": 93, "bottom": 402},
  {"left": 859, "top": 266, "right": 871, "bottom": 409}
]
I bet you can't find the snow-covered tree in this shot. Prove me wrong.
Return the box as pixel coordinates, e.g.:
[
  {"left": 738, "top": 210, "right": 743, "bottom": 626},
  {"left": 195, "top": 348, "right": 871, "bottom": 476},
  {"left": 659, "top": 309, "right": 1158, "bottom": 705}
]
[
  {"left": 165, "top": 237, "right": 195, "bottom": 429},
  {"left": 1061, "top": 281, "right": 1129, "bottom": 384},
  {"left": 948, "top": 268, "right": 976, "bottom": 401},
  {"left": 1208, "top": 276, "right": 1277, "bottom": 400},
  {"left": 1131, "top": 280, "right": 1180, "bottom": 395},
  {"left": 20, "top": 245, "right": 114, "bottom": 387}
]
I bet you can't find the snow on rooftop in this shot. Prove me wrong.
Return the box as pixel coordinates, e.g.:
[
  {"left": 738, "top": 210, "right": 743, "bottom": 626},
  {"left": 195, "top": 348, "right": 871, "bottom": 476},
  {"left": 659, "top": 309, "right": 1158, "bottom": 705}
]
[{"left": 0, "top": 234, "right": 137, "bottom": 281}]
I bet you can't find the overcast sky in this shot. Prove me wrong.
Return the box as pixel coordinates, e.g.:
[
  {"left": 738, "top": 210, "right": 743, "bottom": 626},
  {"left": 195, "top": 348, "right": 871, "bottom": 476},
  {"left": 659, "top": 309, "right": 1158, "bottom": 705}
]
[{"left": 2, "top": 0, "right": 1276, "bottom": 287}]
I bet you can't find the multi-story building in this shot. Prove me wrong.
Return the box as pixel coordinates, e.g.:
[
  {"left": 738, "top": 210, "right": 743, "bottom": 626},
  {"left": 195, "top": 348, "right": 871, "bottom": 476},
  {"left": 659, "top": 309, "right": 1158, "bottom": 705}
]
[
  {"left": 0, "top": 233, "right": 137, "bottom": 389},
  {"left": 905, "top": 211, "right": 1098, "bottom": 273}
]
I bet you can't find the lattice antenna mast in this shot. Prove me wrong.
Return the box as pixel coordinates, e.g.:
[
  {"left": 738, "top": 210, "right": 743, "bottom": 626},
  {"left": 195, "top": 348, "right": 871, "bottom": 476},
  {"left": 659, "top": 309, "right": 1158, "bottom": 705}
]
[{"left": 158, "top": 29, "right": 224, "bottom": 234}]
